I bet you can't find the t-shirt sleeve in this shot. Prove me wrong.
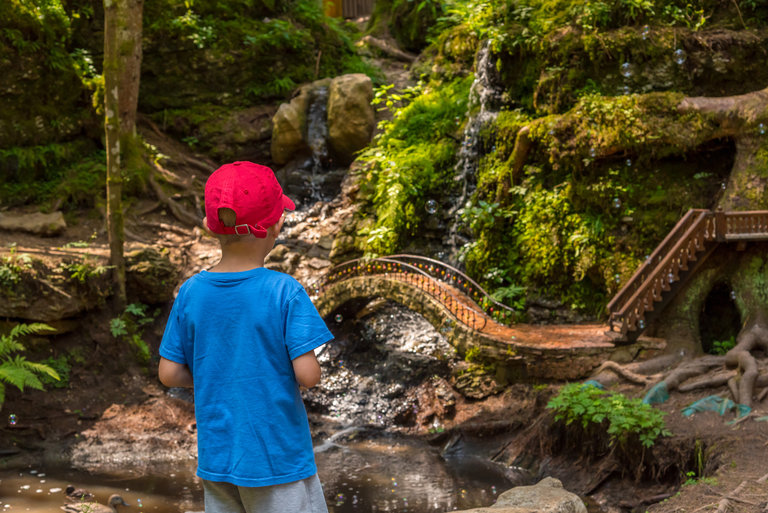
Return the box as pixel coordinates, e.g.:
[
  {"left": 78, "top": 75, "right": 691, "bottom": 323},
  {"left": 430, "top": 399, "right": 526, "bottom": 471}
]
[
  {"left": 284, "top": 287, "right": 334, "bottom": 360},
  {"left": 159, "top": 289, "right": 188, "bottom": 365}
]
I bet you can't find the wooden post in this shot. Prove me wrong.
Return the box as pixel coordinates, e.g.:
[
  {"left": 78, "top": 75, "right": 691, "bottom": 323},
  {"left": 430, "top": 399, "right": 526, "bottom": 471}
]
[{"left": 715, "top": 208, "right": 726, "bottom": 242}]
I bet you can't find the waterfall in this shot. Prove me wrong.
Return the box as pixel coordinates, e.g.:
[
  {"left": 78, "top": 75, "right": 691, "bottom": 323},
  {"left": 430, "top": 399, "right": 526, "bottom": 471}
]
[
  {"left": 305, "top": 85, "right": 330, "bottom": 203},
  {"left": 444, "top": 41, "right": 505, "bottom": 263}
]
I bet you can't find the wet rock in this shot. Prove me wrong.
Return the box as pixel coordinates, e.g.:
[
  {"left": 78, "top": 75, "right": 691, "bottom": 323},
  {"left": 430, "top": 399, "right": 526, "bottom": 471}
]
[
  {"left": 455, "top": 476, "right": 587, "bottom": 513},
  {"left": 0, "top": 210, "right": 66, "bottom": 236},
  {"left": 453, "top": 366, "right": 503, "bottom": 400}
]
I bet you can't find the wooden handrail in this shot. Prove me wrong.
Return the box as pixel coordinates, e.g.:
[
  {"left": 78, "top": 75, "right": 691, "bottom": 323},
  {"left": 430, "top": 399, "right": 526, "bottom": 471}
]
[{"left": 607, "top": 209, "right": 768, "bottom": 338}]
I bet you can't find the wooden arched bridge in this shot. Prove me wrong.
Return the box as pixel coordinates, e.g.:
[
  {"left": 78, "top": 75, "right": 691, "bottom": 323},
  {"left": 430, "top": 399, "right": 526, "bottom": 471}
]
[
  {"left": 307, "top": 209, "right": 768, "bottom": 380},
  {"left": 307, "top": 254, "right": 659, "bottom": 380}
]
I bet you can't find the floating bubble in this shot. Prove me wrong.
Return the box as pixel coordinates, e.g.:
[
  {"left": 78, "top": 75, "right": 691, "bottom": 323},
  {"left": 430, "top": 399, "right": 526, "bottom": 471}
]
[
  {"left": 673, "top": 48, "right": 686, "bottom": 65},
  {"left": 137, "top": 499, "right": 143, "bottom": 509},
  {"left": 589, "top": 147, "right": 596, "bottom": 158},
  {"left": 612, "top": 197, "right": 622, "bottom": 209},
  {"left": 638, "top": 319, "right": 646, "bottom": 329},
  {"left": 759, "top": 123, "right": 766, "bottom": 135},
  {"left": 335, "top": 494, "right": 346, "bottom": 506},
  {"left": 641, "top": 25, "right": 650, "bottom": 40},
  {"left": 338, "top": 359, "right": 345, "bottom": 369},
  {"left": 425, "top": 199, "right": 438, "bottom": 215},
  {"left": 334, "top": 314, "right": 343, "bottom": 323},
  {"left": 491, "top": 486, "right": 497, "bottom": 495},
  {"left": 614, "top": 273, "right": 621, "bottom": 283},
  {"left": 620, "top": 61, "right": 632, "bottom": 78},
  {"left": 8, "top": 414, "right": 16, "bottom": 426},
  {"left": 626, "top": 158, "right": 632, "bottom": 167},
  {"left": 622, "top": 85, "right": 631, "bottom": 95},
  {"left": 721, "top": 182, "right": 727, "bottom": 190},
  {"left": 668, "top": 272, "right": 675, "bottom": 283},
  {"left": 730, "top": 290, "right": 737, "bottom": 300}
]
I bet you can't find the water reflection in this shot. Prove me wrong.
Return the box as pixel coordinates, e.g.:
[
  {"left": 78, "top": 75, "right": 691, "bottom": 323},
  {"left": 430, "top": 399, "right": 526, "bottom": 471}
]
[{"left": 1, "top": 432, "right": 514, "bottom": 513}]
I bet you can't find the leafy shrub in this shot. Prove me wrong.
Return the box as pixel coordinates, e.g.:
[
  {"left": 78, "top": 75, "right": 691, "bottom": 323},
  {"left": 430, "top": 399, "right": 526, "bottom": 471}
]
[
  {"left": 546, "top": 382, "right": 671, "bottom": 448},
  {"left": 110, "top": 303, "right": 158, "bottom": 364}
]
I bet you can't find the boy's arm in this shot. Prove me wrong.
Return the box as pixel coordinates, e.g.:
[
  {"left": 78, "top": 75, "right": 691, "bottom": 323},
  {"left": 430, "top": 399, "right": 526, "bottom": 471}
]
[
  {"left": 158, "top": 357, "right": 194, "bottom": 388},
  {"left": 292, "top": 350, "right": 322, "bottom": 388}
]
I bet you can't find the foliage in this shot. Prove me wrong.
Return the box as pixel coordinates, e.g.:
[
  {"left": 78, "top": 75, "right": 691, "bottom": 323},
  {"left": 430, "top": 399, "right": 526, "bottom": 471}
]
[
  {"left": 59, "top": 256, "right": 109, "bottom": 284},
  {"left": 357, "top": 77, "right": 472, "bottom": 255},
  {"left": 0, "top": 323, "right": 60, "bottom": 409},
  {"left": 710, "top": 336, "right": 736, "bottom": 356},
  {"left": 0, "top": 246, "right": 32, "bottom": 289},
  {"left": 547, "top": 383, "right": 671, "bottom": 448},
  {"left": 110, "top": 303, "right": 158, "bottom": 364},
  {"left": 39, "top": 354, "right": 70, "bottom": 389}
]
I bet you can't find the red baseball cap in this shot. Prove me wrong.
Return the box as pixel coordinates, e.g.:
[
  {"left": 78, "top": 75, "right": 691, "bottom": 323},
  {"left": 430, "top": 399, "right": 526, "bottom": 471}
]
[{"left": 204, "top": 161, "right": 295, "bottom": 238}]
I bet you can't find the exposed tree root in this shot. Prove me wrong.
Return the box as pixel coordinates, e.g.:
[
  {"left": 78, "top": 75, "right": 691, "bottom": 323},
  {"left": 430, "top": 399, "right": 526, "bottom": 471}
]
[
  {"left": 724, "top": 319, "right": 768, "bottom": 407},
  {"left": 147, "top": 173, "right": 200, "bottom": 227},
  {"left": 592, "top": 360, "right": 660, "bottom": 386},
  {"left": 358, "top": 36, "right": 417, "bottom": 62}
]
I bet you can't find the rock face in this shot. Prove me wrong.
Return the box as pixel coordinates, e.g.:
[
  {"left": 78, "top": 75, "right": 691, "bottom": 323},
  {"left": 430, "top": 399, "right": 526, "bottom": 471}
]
[
  {"left": 0, "top": 211, "right": 67, "bottom": 236},
  {"left": 455, "top": 477, "right": 587, "bottom": 513},
  {"left": 327, "top": 73, "right": 375, "bottom": 165},
  {"left": 270, "top": 74, "right": 374, "bottom": 166}
]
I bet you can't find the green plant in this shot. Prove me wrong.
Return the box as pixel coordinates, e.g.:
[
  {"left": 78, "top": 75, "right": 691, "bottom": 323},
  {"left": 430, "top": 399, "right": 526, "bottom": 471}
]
[
  {"left": 39, "top": 355, "right": 70, "bottom": 389},
  {"left": 547, "top": 382, "right": 671, "bottom": 448},
  {"left": 110, "top": 303, "right": 157, "bottom": 364},
  {"left": 0, "top": 323, "right": 60, "bottom": 408},
  {"left": 60, "top": 256, "right": 109, "bottom": 283},
  {"left": 0, "top": 246, "right": 32, "bottom": 288},
  {"left": 711, "top": 336, "right": 736, "bottom": 355}
]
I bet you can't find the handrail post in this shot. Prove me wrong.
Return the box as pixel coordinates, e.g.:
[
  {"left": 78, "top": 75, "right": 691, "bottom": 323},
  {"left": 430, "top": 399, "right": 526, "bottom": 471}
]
[{"left": 715, "top": 208, "right": 726, "bottom": 242}]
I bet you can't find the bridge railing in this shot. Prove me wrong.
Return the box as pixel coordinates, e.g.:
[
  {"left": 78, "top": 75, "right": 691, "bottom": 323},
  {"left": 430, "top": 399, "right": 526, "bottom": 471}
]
[
  {"left": 308, "top": 256, "right": 490, "bottom": 330},
  {"left": 386, "top": 254, "right": 518, "bottom": 323},
  {"left": 607, "top": 208, "right": 768, "bottom": 338}
]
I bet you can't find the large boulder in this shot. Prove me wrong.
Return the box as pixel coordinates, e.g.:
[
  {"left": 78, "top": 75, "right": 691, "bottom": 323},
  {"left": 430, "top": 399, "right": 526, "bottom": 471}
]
[
  {"left": 327, "top": 73, "right": 375, "bottom": 165},
  {"left": 0, "top": 211, "right": 67, "bottom": 236},
  {"left": 455, "top": 477, "right": 587, "bottom": 513}
]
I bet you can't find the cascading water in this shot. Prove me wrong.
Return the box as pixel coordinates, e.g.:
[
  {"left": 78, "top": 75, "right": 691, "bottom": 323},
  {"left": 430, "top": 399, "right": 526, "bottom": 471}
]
[
  {"left": 444, "top": 41, "right": 506, "bottom": 264},
  {"left": 306, "top": 85, "right": 330, "bottom": 203}
]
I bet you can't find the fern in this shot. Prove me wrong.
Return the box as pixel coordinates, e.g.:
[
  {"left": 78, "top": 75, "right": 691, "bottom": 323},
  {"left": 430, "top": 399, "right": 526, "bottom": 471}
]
[{"left": 0, "top": 323, "right": 60, "bottom": 410}]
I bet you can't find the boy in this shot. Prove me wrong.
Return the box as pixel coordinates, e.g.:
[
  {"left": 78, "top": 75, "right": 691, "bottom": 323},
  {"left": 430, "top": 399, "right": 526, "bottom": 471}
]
[{"left": 158, "top": 161, "right": 333, "bottom": 513}]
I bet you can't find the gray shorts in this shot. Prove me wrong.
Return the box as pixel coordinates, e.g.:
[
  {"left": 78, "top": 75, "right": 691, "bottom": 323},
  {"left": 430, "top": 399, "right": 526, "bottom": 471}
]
[{"left": 203, "top": 474, "right": 329, "bottom": 513}]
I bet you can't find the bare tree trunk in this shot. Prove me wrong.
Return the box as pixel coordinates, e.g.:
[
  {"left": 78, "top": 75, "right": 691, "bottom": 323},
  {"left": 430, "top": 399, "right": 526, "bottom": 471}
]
[
  {"left": 117, "top": 0, "right": 143, "bottom": 136},
  {"left": 104, "top": 0, "right": 126, "bottom": 309}
]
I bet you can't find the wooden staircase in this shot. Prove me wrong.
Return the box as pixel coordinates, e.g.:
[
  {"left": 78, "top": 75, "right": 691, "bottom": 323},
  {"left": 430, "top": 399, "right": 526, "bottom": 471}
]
[{"left": 607, "top": 209, "right": 768, "bottom": 341}]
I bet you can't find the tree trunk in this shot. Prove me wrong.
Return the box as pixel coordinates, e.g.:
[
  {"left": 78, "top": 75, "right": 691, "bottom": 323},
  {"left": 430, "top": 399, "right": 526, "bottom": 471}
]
[
  {"left": 117, "top": 0, "right": 143, "bottom": 136},
  {"left": 104, "top": 0, "right": 126, "bottom": 309}
]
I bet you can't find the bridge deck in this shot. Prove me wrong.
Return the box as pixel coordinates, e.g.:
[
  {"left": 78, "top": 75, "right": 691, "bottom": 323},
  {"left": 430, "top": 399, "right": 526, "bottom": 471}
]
[{"left": 385, "top": 273, "right": 621, "bottom": 350}]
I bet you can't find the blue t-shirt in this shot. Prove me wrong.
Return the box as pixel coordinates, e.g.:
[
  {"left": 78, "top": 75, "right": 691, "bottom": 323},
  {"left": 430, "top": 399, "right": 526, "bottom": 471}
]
[{"left": 159, "top": 267, "right": 333, "bottom": 487}]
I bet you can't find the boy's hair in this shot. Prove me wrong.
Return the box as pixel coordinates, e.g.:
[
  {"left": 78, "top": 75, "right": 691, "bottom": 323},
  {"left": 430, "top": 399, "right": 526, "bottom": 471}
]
[
  {"left": 212, "top": 208, "right": 240, "bottom": 246},
  {"left": 204, "top": 161, "right": 294, "bottom": 239}
]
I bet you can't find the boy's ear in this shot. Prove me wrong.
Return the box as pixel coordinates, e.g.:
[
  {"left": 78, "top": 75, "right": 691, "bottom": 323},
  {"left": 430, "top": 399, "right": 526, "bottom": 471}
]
[{"left": 202, "top": 216, "right": 214, "bottom": 235}]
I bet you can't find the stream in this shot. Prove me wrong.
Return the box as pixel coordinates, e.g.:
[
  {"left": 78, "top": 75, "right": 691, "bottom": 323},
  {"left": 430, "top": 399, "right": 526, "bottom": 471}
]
[{"left": 0, "top": 302, "right": 525, "bottom": 512}]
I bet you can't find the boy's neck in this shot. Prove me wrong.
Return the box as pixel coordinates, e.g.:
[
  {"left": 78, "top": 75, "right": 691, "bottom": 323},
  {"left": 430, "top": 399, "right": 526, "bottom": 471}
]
[{"left": 210, "top": 240, "right": 272, "bottom": 272}]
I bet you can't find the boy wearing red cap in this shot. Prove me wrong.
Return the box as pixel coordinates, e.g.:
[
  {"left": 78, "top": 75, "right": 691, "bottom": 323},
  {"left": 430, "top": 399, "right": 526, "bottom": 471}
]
[{"left": 158, "top": 161, "right": 332, "bottom": 513}]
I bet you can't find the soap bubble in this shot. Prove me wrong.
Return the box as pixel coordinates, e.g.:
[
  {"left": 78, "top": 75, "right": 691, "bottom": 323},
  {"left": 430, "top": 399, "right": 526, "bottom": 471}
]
[
  {"left": 8, "top": 414, "right": 16, "bottom": 426},
  {"left": 425, "top": 199, "right": 438, "bottom": 215},
  {"left": 668, "top": 272, "right": 675, "bottom": 283},
  {"left": 674, "top": 48, "right": 686, "bottom": 65},
  {"left": 641, "top": 25, "right": 650, "bottom": 40},
  {"left": 589, "top": 147, "right": 596, "bottom": 158},
  {"left": 730, "top": 290, "right": 737, "bottom": 300},
  {"left": 620, "top": 61, "right": 632, "bottom": 78},
  {"left": 758, "top": 123, "right": 766, "bottom": 135},
  {"left": 612, "top": 197, "right": 622, "bottom": 209},
  {"left": 638, "top": 319, "right": 646, "bottom": 329},
  {"left": 626, "top": 158, "right": 632, "bottom": 167},
  {"left": 335, "top": 494, "right": 346, "bottom": 506},
  {"left": 721, "top": 182, "right": 727, "bottom": 190},
  {"left": 614, "top": 273, "right": 621, "bottom": 283},
  {"left": 334, "top": 314, "right": 343, "bottom": 323}
]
